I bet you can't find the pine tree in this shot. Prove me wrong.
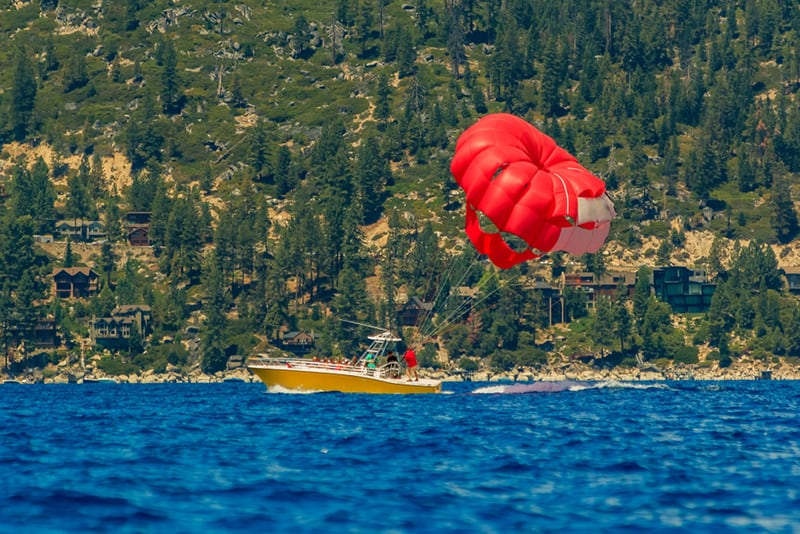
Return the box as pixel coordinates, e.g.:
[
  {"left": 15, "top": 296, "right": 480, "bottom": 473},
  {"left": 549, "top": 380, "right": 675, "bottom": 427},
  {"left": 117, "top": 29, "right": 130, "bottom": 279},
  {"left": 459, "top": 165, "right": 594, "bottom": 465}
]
[
  {"left": 33, "top": 158, "right": 56, "bottom": 235},
  {"left": 125, "top": 90, "right": 164, "bottom": 171},
  {"left": 93, "top": 284, "right": 117, "bottom": 319},
  {"left": 0, "top": 215, "right": 37, "bottom": 290},
  {"left": 274, "top": 146, "right": 294, "bottom": 196},
  {"left": 63, "top": 239, "right": 76, "bottom": 268},
  {"left": 590, "top": 296, "right": 615, "bottom": 356},
  {"left": 354, "top": 136, "right": 389, "bottom": 223},
  {"left": 444, "top": 0, "right": 465, "bottom": 77},
  {"left": 65, "top": 172, "right": 93, "bottom": 234},
  {"left": 99, "top": 242, "right": 116, "bottom": 287},
  {"left": 259, "top": 264, "right": 287, "bottom": 341},
  {"left": 354, "top": 0, "right": 373, "bottom": 56},
  {"left": 395, "top": 24, "right": 416, "bottom": 77},
  {"left": 632, "top": 266, "right": 652, "bottom": 329},
  {"left": 64, "top": 51, "right": 88, "bottom": 92},
  {"left": 249, "top": 121, "right": 272, "bottom": 181},
  {"left": 104, "top": 201, "right": 123, "bottom": 243},
  {"left": 43, "top": 36, "right": 59, "bottom": 73},
  {"left": 10, "top": 270, "right": 41, "bottom": 350},
  {"left": 770, "top": 176, "right": 799, "bottom": 244},
  {"left": 374, "top": 72, "right": 392, "bottom": 123},
  {"left": 148, "top": 179, "right": 171, "bottom": 249},
  {"left": 201, "top": 251, "right": 229, "bottom": 374},
  {"left": 539, "top": 36, "right": 561, "bottom": 117},
  {"left": 10, "top": 46, "right": 37, "bottom": 141},
  {"left": 333, "top": 266, "right": 370, "bottom": 321},
  {"left": 160, "top": 39, "right": 180, "bottom": 114},
  {"left": 612, "top": 298, "right": 632, "bottom": 352},
  {"left": 116, "top": 258, "right": 140, "bottom": 305}
]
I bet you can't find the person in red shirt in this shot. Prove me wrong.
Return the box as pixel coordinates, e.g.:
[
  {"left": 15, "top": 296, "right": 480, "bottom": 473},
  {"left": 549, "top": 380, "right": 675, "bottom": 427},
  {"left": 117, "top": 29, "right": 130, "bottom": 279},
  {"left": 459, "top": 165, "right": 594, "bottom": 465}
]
[{"left": 404, "top": 346, "right": 418, "bottom": 381}]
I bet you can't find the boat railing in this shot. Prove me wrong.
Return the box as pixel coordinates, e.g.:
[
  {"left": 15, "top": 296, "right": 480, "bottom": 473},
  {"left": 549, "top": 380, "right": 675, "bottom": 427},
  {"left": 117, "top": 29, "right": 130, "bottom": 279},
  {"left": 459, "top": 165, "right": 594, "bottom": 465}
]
[{"left": 248, "top": 355, "right": 403, "bottom": 379}]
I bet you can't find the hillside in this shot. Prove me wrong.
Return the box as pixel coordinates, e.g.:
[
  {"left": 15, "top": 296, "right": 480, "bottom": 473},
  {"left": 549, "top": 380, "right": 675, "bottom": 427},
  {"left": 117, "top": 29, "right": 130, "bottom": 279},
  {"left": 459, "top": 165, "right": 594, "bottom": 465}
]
[{"left": 3, "top": 0, "right": 800, "bottom": 378}]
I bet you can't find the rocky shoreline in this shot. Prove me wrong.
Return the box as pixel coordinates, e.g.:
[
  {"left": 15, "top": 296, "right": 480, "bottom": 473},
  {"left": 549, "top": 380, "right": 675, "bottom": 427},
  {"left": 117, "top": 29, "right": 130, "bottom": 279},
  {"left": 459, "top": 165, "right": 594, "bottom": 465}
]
[{"left": 2, "top": 357, "right": 798, "bottom": 384}]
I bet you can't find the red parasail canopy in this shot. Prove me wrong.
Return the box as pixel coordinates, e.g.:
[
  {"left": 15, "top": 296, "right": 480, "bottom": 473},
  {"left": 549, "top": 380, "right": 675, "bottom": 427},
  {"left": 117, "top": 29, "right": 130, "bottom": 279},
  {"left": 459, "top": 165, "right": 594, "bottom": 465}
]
[{"left": 450, "top": 113, "right": 616, "bottom": 269}]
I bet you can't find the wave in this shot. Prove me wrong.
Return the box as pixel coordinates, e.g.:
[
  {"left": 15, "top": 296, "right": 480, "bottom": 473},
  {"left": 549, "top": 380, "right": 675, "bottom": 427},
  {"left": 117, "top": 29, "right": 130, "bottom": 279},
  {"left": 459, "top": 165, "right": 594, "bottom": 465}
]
[
  {"left": 471, "top": 381, "right": 585, "bottom": 394},
  {"left": 587, "top": 380, "right": 671, "bottom": 390},
  {"left": 471, "top": 380, "right": 672, "bottom": 394},
  {"left": 264, "top": 385, "right": 325, "bottom": 394}
]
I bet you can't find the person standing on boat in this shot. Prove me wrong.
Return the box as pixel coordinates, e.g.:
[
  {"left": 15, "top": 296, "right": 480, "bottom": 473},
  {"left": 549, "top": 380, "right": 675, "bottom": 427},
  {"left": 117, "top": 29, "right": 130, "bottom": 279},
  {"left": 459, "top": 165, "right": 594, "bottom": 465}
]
[{"left": 404, "top": 347, "right": 418, "bottom": 381}]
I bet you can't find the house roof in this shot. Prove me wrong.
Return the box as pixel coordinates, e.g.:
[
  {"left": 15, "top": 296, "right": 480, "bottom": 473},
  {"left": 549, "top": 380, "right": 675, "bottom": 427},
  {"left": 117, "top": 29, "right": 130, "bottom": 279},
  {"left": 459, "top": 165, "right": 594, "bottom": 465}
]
[
  {"left": 401, "top": 296, "right": 433, "bottom": 310},
  {"left": 94, "top": 316, "right": 135, "bottom": 326},
  {"left": 283, "top": 331, "right": 315, "bottom": 341},
  {"left": 529, "top": 279, "right": 557, "bottom": 290},
  {"left": 596, "top": 271, "right": 637, "bottom": 286},
  {"left": 52, "top": 267, "right": 98, "bottom": 277},
  {"left": 113, "top": 304, "right": 152, "bottom": 314}
]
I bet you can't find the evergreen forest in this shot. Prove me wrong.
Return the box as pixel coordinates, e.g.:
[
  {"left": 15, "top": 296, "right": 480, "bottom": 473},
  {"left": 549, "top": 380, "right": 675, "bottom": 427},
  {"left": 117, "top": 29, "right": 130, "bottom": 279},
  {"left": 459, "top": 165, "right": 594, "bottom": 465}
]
[{"left": 2, "top": 0, "right": 800, "bottom": 378}]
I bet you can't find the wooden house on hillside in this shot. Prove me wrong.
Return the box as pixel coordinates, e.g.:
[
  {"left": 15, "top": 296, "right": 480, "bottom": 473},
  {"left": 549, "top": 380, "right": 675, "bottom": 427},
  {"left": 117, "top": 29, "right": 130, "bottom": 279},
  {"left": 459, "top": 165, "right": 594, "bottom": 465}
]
[
  {"left": 126, "top": 211, "right": 151, "bottom": 246},
  {"left": 560, "top": 271, "right": 637, "bottom": 308},
  {"left": 126, "top": 211, "right": 151, "bottom": 225},
  {"left": 34, "top": 317, "right": 58, "bottom": 348},
  {"left": 52, "top": 267, "right": 99, "bottom": 299},
  {"left": 398, "top": 296, "right": 434, "bottom": 327},
  {"left": 3, "top": 317, "right": 58, "bottom": 350},
  {"left": 596, "top": 272, "right": 637, "bottom": 299},
  {"left": 92, "top": 305, "right": 152, "bottom": 349},
  {"left": 55, "top": 220, "right": 106, "bottom": 242},
  {"left": 783, "top": 266, "right": 800, "bottom": 294},
  {"left": 280, "top": 331, "right": 315, "bottom": 355},
  {"left": 127, "top": 225, "right": 150, "bottom": 246}
]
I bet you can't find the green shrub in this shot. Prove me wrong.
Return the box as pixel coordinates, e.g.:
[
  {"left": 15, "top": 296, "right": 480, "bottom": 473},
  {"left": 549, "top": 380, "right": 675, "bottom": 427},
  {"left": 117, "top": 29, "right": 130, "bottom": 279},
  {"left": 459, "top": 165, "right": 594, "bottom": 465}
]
[
  {"left": 132, "top": 343, "right": 189, "bottom": 374},
  {"left": 490, "top": 350, "right": 515, "bottom": 372},
  {"left": 515, "top": 347, "right": 548, "bottom": 367},
  {"left": 640, "top": 220, "right": 671, "bottom": 239},
  {"left": 418, "top": 344, "right": 442, "bottom": 369},
  {"left": 692, "top": 324, "right": 709, "bottom": 345},
  {"left": 651, "top": 357, "right": 672, "bottom": 368},
  {"left": 97, "top": 355, "right": 138, "bottom": 375},
  {"left": 673, "top": 345, "right": 699, "bottom": 364},
  {"left": 458, "top": 357, "right": 479, "bottom": 372}
]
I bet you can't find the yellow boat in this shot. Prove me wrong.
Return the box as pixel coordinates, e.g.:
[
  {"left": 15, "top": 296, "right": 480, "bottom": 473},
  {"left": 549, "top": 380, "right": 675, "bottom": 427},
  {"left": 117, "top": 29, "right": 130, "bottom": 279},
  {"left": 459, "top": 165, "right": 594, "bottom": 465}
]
[{"left": 248, "top": 331, "right": 442, "bottom": 394}]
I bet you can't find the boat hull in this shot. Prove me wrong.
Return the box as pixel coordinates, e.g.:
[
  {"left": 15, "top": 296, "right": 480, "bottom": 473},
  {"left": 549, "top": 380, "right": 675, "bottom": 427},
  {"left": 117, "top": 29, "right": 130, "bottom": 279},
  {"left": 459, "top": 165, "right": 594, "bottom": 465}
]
[{"left": 248, "top": 364, "right": 441, "bottom": 394}]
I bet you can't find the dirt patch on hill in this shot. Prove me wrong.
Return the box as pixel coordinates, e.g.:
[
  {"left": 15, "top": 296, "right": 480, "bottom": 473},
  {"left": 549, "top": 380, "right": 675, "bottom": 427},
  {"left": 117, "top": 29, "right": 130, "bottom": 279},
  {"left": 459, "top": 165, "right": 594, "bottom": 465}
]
[
  {"left": 1, "top": 142, "right": 133, "bottom": 196},
  {"left": 38, "top": 240, "right": 159, "bottom": 273},
  {"left": 604, "top": 228, "right": 800, "bottom": 272}
]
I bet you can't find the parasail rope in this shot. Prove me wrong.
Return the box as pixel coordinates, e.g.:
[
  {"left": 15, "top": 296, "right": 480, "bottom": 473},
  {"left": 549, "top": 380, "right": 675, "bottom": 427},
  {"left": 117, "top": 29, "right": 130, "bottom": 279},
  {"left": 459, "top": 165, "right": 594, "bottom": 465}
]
[
  {"left": 420, "top": 261, "right": 523, "bottom": 340},
  {"left": 416, "top": 247, "right": 483, "bottom": 338}
]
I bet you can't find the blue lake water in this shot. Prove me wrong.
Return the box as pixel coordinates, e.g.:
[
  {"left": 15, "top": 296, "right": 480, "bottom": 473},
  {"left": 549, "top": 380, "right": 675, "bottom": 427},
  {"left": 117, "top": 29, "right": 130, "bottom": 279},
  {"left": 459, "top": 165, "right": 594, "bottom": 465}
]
[{"left": 1, "top": 380, "right": 799, "bottom": 533}]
